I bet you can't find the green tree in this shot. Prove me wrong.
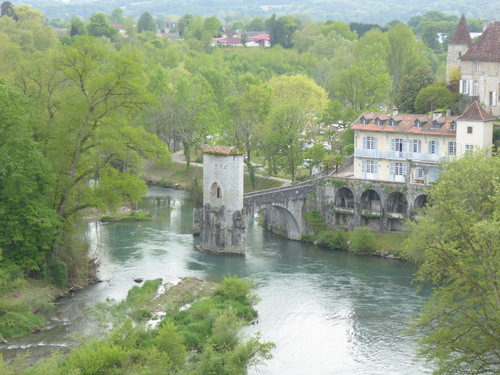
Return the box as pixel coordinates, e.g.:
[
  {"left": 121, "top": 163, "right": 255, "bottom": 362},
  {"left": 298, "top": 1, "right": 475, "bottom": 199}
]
[
  {"left": 405, "top": 152, "right": 500, "bottom": 375},
  {"left": 395, "top": 65, "right": 435, "bottom": 113},
  {"left": 203, "top": 16, "right": 221, "bottom": 37},
  {"left": 304, "top": 143, "right": 327, "bottom": 176},
  {"left": 162, "top": 73, "right": 219, "bottom": 168},
  {"left": 262, "top": 75, "right": 328, "bottom": 181},
  {"left": 69, "top": 16, "right": 86, "bottom": 37},
  {"left": 0, "top": 82, "right": 59, "bottom": 271},
  {"left": 137, "top": 11, "right": 157, "bottom": 33},
  {"left": 110, "top": 8, "right": 124, "bottom": 25},
  {"left": 414, "top": 86, "right": 459, "bottom": 113},
  {"left": 245, "top": 17, "right": 265, "bottom": 31},
  {"left": 266, "top": 14, "right": 299, "bottom": 48},
  {"left": 87, "top": 12, "right": 117, "bottom": 39},
  {"left": 386, "top": 23, "right": 428, "bottom": 93}
]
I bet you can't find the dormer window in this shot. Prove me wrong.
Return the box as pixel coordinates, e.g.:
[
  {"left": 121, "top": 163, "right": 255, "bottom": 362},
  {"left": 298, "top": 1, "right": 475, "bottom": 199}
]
[
  {"left": 389, "top": 118, "right": 396, "bottom": 127},
  {"left": 375, "top": 118, "right": 384, "bottom": 126},
  {"left": 414, "top": 120, "right": 423, "bottom": 128},
  {"left": 450, "top": 121, "right": 457, "bottom": 131},
  {"left": 360, "top": 117, "right": 367, "bottom": 125},
  {"left": 431, "top": 120, "right": 442, "bottom": 130}
]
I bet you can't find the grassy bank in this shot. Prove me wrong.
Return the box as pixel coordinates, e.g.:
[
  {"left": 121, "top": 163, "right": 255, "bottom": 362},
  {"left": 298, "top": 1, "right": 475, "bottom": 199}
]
[{"left": 141, "top": 160, "right": 284, "bottom": 193}]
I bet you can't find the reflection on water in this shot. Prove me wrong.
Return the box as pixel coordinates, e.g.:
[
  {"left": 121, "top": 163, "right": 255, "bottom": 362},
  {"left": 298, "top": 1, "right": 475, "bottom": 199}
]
[{"left": 1, "top": 187, "right": 431, "bottom": 374}]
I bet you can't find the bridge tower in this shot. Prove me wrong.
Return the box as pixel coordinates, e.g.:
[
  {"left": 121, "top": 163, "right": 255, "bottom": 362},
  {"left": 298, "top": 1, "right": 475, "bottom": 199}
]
[{"left": 197, "top": 146, "right": 246, "bottom": 255}]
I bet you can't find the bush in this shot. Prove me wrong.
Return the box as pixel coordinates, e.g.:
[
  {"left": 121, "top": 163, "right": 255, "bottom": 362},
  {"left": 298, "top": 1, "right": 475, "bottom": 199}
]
[
  {"left": 0, "top": 263, "right": 25, "bottom": 294},
  {"left": 214, "top": 276, "right": 256, "bottom": 305},
  {"left": 315, "top": 230, "right": 348, "bottom": 250},
  {"left": 350, "top": 226, "right": 376, "bottom": 253},
  {"left": 0, "top": 311, "right": 44, "bottom": 338}
]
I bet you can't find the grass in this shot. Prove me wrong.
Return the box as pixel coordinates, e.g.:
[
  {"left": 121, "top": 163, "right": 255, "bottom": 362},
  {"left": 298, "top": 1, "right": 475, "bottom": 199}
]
[{"left": 141, "top": 160, "right": 284, "bottom": 193}]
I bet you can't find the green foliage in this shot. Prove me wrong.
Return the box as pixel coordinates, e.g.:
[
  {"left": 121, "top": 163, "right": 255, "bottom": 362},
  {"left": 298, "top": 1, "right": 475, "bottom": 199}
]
[
  {"left": 0, "top": 311, "right": 44, "bottom": 338},
  {"left": 214, "top": 275, "right": 257, "bottom": 306},
  {"left": 395, "top": 65, "right": 435, "bottom": 113},
  {"left": 186, "top": 177, "right": 204, "bottom": 208},
  {"left": 315, "top": 230, "right": 348, "bottom": 250},
  {"left": 414, "top": 86, "right": 460, "bottom": 114},
  {"left": 62, "top": 340, "right": 127, "bottom": 375},
  {"left": 41, "top": 261, "right": 68, "bottom": 288},
  {"left": 405, "top": 152, "right": 500, "bottom": 374},
  {"left": 86, "top": 12, "right": 118, "bottom": 39},
  {"left": 350, "top": 226, "right": 376, "bottom": 253},
  {"left": 0, "top": 263, "right": 25, "bottom": 294},
  {"left": 137, "top": 12, "right": 157, "bottom": 33},
  {"left": 304, "top": 210, "right": 327, "bottom": 234}
]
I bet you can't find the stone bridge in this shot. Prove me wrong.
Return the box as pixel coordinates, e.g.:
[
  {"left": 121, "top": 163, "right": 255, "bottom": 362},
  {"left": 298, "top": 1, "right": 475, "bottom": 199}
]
[{"left": 243, "top": 177, "right": 429, "bottom": 240}]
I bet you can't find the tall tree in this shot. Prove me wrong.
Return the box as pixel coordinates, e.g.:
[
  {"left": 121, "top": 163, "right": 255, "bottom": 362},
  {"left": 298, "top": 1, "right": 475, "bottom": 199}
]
[
  {"left": 137, "top": 11, "right": 157, "bottom": 33},
  {"left": 385, "top": 23, "right": 428, "bottom": 93},
  {"left": 395, "top": 65, "right": 435, "bottom": 113},
  {"left": 262, "top": 75, "right": 328, "bottom": 181},
  {"left": 87, "top": 12, "right": 117, "bottom": 39},
  {"left": 0, "top": 81, "right": 59, "bottom": 271},
  {"left": 405, "top": 152, "right": 500, "bottom": 375},
  {"left": 110, "top": 8, "right": 124, "bottom": 25}
]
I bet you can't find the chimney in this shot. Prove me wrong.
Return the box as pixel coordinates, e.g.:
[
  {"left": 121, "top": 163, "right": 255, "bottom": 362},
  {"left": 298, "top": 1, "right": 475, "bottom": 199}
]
[
  {"left": 446, "top": 109, "right": 451, "bottom": 116},
  {"left": 392, "top": 107, "right": 399, "bottom": 116},
  {"left": 432, "top": 111, "right": 443, "bottom": 121}
]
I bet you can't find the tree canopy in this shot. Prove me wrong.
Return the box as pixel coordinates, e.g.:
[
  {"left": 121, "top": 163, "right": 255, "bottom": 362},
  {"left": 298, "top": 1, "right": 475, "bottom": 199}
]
[{"left": 405, "top": 152, "right": 500, "bottom": 375}]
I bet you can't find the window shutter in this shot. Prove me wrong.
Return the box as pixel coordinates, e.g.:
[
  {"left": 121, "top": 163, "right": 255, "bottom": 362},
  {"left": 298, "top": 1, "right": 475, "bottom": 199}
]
[
  {"left": 418, "top": 140, "right": 421, "bottom": 153},
  {"left": 390, "top": 162, "right": 394, "bottom": 180},
  {"left": 361, "top": 160, "right": 366, "bottom": 174},
  {"left": 469, "top": 80, "right": 474, "bottom": 95},
  {"left": 435, "top": 141, "right": 440, "bottom": 155},
  {"left": 459, "top": 80, "right": 463, "bottom": 94},
  {"left": 374, "top": 161, "right": 378, "bottom": 173},
  {"left": 493, "top": 92, "right": 498, "bottom": 106},
  {"left": 362, "top": 136, "right": 367, "bottom": 150},
  {"left": 391, "top": 138, "right": 395, "bottom": 151},
  {"left": 402, "top": 139, "right": 406, "bottom": 152},
  {"left": 428, "top": 141, "right": 432, "bottom": 154},
  {"left": 403, "top": 162, "right": 408, "bottom": 175},
  {"left": 373, "top": 137, "right": 377, "bottom": 150}
]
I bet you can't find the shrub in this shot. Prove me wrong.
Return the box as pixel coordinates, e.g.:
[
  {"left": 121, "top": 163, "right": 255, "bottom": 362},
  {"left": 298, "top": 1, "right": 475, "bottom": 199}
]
[
  {"left": 350, "top": 226, "right": 376, "bottom": 253},
  {"left": 0, "top": 311, "right": 44, "bottom": 338},
  {"left": 315, "top": 230, "right": 348, "bottom": 250},
  {"left": 214, "top": 276, "right": 256, "bottom": 305}
]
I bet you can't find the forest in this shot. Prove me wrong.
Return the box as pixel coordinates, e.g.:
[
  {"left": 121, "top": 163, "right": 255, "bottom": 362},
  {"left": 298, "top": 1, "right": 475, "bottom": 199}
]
[{"left": 0, "top": 2, "right": 498, "bottom": 374}]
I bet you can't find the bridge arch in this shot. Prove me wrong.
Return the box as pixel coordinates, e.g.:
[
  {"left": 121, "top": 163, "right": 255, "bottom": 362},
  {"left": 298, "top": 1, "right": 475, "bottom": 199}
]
[
  {"left": 360, "top": 189, "right": 381, "bottom": 212},
  {"left": 257, "top": 205, "right": 301, "bottom": 241},
  {"left": 414, "top": 194, "right": 429, "bottom": 212},
  {"left": 387, "top": 191, "right": 408, "bottom": 214},
  {"left": 335, "top": 187, "right": 355, "bottom": 208}
]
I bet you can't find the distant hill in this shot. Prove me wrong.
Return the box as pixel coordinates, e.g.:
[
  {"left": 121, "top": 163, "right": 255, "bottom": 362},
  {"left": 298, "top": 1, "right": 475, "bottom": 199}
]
[{"left": 18, "top": 0, "right": 500, "bottom": 23}]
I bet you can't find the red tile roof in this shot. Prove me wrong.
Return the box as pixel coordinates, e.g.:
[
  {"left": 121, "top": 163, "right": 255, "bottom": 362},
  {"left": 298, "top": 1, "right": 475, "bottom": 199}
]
[
  {"left": 461, "top": 22, "right": 500, "bottom": 61},
  {"left": 352, "top": 112, "right": 458, "bottom": 136},
  {"left": 450, "top": 14, "right": 471, "bottom": 45},
  {"left": 456, "top": 101, "right": 495, "bottom": 121},
  {"left": 248, "top": 34, "right": 271, "bottom": 41}
]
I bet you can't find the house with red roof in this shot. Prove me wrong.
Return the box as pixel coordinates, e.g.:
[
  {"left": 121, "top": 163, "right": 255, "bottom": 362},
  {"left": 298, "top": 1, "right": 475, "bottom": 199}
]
[
  {"left": 447, "top": 17, "right": 500, "bottom": 117},
  {"left": 351, "top": 101, "right": 494, "bottom": 184}
]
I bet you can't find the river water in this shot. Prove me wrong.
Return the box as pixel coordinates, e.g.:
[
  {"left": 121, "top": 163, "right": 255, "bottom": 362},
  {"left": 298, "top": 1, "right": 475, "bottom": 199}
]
[{"left": 2, "top": 187, "right": 432, "bottom": 374}]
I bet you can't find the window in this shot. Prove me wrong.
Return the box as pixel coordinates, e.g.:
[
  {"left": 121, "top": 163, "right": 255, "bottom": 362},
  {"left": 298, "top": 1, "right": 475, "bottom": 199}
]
[
  {"left": 465, "top": 144, "right": 474, "bottom": 153},
  {"left": 489, "top": 92, "right": 497, "bottom": 106},
  {"left": 389, "top": 119, "right": 396, "bottom": 127},
  {"left": 429, "top": 140, "right": 439, "bottom": 154},
  {"left": 474, "top": 62, "right": 479, "bottom": 73},
  {"left": 360, "top": 117, "right": 367, "bottom": 125},
  {"left": 448, "top": 141, "right": 456, "bottom": 155},
  {"left": 414, "top": 120, "right": 422, "bottom": 128},
  {"left": 416, "top": 168, "right": 424, "bottom": 178},
  {"left": 467, "top": 126, "right": 473, "bottom": 134},
  {"left": 411, "top": 139, "right": 422, "bottom": 153},
  {"left": 375, "top": 118, "right": 383, "bottom": 126},
  {"left": 394, "top": 162, "right": 404, "bottom": 176},
  {"left": 394, "top": 138, "right": 404, "bottom": 152},
  {"left": 363, "top": 136, "right": 377, "bottom": 150},
  {"left": 431, "top": 121, "right": 442, "bottom": 129},
  {"left": 366, "top": 160, "right": 376, "bottom": 173},
  {"left": 473, "top": 80, "right": 479, "bottom": 96},
  {"left": 450, "top": 121, "right": 457, "bottom": 131}
]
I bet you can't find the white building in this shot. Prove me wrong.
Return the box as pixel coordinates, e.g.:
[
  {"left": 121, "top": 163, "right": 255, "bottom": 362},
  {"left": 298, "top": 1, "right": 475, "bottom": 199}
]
[{"left": 351, "top": 102, "right": 494, "bottom": 184}]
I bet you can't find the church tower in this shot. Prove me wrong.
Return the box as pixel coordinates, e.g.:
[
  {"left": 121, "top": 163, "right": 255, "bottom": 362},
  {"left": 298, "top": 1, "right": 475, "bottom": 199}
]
[
  {"left": 446, "top": 14, "right": 471, "bottom": 84},
  {"left": 197, "top": 146, "right": 245, "bottom": 255}
]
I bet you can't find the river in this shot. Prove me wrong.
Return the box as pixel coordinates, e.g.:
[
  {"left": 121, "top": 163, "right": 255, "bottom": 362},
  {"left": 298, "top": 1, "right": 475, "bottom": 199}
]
[{"left": 2, "top": 187, "right": 432, "bottom": 374}]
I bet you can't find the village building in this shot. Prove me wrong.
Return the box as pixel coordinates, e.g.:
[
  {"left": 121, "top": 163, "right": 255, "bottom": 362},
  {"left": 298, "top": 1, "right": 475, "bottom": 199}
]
[
  {"left": 446, "top": 16, "right": 500, "bottom": 117},
  {"left": 351, "top": 101, "right": 495, "bottom": 184}
]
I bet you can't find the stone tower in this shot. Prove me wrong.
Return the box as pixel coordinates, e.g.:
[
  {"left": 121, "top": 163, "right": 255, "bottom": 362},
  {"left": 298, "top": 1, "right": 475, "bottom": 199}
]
[
  {"left": 446, "top": 14, "right": 471, "bottom": 84},
  {"left": 197, "top": 146, "right": 246, "bottom": 255}
]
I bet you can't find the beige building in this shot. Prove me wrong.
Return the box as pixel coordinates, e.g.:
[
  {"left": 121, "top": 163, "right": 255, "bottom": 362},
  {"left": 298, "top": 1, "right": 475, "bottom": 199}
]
[
  {"left": 351, "top": 102, "right": 494, "bottom": 184},
  {"left": 447, "top": 17, "right": 500, "bottom": 117}
]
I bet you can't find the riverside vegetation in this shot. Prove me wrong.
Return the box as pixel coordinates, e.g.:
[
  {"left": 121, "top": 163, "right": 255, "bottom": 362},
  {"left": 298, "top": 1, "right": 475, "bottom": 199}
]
[{"left": 0, "top": 276, "right": 275, "bottom": 374}]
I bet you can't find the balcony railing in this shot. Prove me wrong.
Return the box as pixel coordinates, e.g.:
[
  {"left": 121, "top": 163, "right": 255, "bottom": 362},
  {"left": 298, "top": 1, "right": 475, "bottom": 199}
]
[{"left": 355, "top": 149, "right": 443, "bottom": 162}]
